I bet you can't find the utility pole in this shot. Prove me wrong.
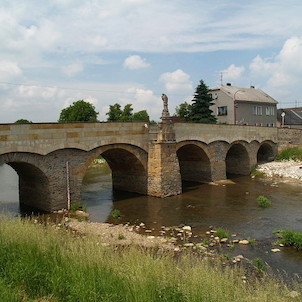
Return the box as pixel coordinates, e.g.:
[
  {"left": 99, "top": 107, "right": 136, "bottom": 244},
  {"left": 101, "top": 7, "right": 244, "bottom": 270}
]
[{"left": 218, "top": 71, "right": 227, "bottom": 86}]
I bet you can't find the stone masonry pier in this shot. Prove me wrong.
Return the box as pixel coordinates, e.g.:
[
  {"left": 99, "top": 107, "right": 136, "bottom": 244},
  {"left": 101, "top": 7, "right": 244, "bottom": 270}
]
[{"left": 0, "top": 121, "right": 291, "bottom": 211}]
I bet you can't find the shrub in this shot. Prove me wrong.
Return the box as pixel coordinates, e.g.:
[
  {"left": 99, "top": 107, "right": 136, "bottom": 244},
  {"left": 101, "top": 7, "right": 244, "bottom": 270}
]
[
  {"left": 275, "top": 229, "right": 302, "bottom": 250},
  {"left": 276, "top": 147, "right": 302, "bottom": 161},
  {"left": 216, "top": 228, "right": 230, "bottom": 239},
  {"left": 70, "top": 201, "right": 87, "bottom": 212},
  {"left": 110, "top": 209, "right": 121, "bottom": 218},
  {"left": 257, "top": 195, "right": 271, "bottom": 208}
]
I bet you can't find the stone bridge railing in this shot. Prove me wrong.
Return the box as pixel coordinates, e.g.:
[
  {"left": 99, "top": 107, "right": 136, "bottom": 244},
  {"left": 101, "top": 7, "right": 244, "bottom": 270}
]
[
  {"left": 174, "top": 123, "right": 278, "bottom": 144},
  {"left": 0, "top": 122, "right": 150, "bottom": 155}
]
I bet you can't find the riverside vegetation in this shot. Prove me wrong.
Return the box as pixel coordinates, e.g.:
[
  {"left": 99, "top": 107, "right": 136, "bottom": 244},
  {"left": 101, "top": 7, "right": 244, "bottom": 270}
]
[
  {"left": 256, "top": 195, "right": 272, "bottom": 208},
  {"left": 0, "top": 216, "right": 301, "bottom": 302},
  {"left": 275, "top": 147, "right": 302, "bottom": 161}
]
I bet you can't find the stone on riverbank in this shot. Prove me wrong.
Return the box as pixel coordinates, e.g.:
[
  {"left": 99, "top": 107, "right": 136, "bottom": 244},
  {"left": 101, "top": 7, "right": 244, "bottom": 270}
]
[{"left": 257, "top": 160, "right": 302, "bottom": 181}]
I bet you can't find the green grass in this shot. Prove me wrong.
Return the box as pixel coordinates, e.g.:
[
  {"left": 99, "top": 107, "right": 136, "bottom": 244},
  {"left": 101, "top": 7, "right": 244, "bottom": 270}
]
[
  {"left": 70, "top": 201, "right": 87, "bottom": 212},
  {"left": 247, "top": 237, "right": 257, "bottom": 246},
  {"left": 216, "top": 228, "right": 230, "bottom": 239},
  {"left": 274, "top": 229, "right": 302, "bottom": 250},
  {"left": 118, "top": 233, "right": 126, "bottom": 240},
  {"left": 256, "top": 195, "right": 272, "bottom": 208},
  {"left": 275, "top": 147, "right": 302, "bottom": 161},
  {"left": 110, "top": 209, "right": 121, "bottom": 218},
  {"left": 0, "top": 216, "right": 300, "bottom": 302},
  {"left": 250, "top": 168, "right": 265, "bottom": 176},
  {"left": 252, "top": 257, "right": 267, "bottom": 272}
]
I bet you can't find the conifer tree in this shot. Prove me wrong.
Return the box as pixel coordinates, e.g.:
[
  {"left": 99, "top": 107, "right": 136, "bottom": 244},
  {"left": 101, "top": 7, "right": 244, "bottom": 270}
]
[{"left": 190, "top": 80, "right": 216, "bottom": 124}]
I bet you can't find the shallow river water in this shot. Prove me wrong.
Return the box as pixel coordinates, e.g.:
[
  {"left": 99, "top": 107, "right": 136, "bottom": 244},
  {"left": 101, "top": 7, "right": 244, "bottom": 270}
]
[{"left": 1, "top": 163, "right": 302, "bottom": 279}]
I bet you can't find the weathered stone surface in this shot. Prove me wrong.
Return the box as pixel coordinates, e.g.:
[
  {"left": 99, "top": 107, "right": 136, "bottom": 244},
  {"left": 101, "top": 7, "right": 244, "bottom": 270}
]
[
  {"left": 239, "top": 240, "right": 249, "bottom": 245},
  {"left": 0, "top": 121, "right": 295, "bottom": 212},
  {"left": 147, "top": 141, "right": 182, "bottom": 197}
]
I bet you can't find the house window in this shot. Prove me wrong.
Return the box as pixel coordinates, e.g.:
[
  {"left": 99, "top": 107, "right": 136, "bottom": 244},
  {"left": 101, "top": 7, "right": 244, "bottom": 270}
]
[
  {"left": 217, "top": 106, "right": 227, "bottom": 116},
  {"left": 252, "top": 105, "right": 262, "bottom": 115},
  {"left": 266, "top": 107, "right": 275, "bottom": 115}
]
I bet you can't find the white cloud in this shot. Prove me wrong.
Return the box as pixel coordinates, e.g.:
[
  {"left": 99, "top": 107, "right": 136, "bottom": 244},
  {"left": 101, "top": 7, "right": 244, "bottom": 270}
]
[
  {"left": 123, "top": 55, "right": 150, "bottom": 70},
  {"left": 18, "top": 85, "right": 58, "bottom": 99},
  {"left": 222, "top": 64, "right": 245, "bottom": 81},
  {"left": 0, "top": 61, "right": 22, "bottom": 81},
  {"left": 249, "top": 36, "right": 302, "bottom": 104},
  {"left": 1, "top": 1, "right": 302, "bottom": 122},
  {"left": 160, "top": 69, "right": 193, "bottom": 93},
  {"left": 2, "top": 0, "right": 302, "bottom": 57},
  {"left": 117, "top": 87, "right": 161, "bottom": 119},
  {"left": 61, "top": 62, "right": 84, "bottom": 77}
]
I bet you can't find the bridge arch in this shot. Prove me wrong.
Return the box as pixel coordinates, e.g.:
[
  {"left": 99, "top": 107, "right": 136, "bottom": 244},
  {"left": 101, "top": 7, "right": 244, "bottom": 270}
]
[
  {"left": 176, "top": 141, "right": 212, "bottom": 183},
  {"left": 0, "top": 152, "right": 51, "bottom": 211},
  {"left": 83, "top": 144, "right": 148, "bottom": 194},
  {"left": 225, "top": 141, "right": 250, "bottom": 176},
  {"left": 257, "top": 141, "right": 276, "bottom": 163}
]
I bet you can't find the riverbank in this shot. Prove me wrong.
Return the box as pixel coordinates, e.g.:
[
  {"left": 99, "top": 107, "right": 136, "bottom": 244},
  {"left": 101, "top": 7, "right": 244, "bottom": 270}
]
[
  {"left": 256, "top": 160, "right": 302, "bottom": 181},
  {"left": 1, "top": 216, "right": 300, "bottom": 302}
]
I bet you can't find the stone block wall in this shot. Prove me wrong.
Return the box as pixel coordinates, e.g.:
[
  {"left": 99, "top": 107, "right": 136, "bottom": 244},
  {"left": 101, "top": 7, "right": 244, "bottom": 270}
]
[{"left": 277, "top": 128, "right": 302, "bottom": 151}]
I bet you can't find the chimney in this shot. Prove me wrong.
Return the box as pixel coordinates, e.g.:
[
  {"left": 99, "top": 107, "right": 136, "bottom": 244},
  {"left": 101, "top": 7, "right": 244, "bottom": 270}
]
[{"left": 226, "top": 83, "right": 231, "bottom": 86}]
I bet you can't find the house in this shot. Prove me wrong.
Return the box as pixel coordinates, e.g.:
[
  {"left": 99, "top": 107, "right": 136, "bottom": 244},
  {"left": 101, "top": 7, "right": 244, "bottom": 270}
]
[
  {"left": 209, "top": 83, "right": 278, "bottom": 126},
  {"left": 277, "top": 107, "right": 302, "bottom": 128}
]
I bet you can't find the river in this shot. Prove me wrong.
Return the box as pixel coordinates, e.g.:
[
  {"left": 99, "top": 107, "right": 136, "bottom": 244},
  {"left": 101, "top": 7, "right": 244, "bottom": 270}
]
[{"left": 1, "top": 163, "right": 302, "bottom": 279}]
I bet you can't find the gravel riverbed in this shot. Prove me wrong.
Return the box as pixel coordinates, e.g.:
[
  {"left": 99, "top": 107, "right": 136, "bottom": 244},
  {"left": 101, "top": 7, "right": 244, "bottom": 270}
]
[{"left": 257, "top": 160, "right": 302, "bottom": 181}]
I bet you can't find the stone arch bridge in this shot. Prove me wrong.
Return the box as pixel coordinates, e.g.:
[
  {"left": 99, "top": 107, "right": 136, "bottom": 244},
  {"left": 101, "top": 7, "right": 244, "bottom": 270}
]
[{"left": 0, "top": 122, "right": 283, "bottom": 211}]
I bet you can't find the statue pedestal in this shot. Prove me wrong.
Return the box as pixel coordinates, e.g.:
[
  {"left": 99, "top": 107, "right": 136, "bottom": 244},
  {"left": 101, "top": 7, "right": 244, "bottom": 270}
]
[{"left": 147, "top": 117, "right": 181, "bottom": 197}]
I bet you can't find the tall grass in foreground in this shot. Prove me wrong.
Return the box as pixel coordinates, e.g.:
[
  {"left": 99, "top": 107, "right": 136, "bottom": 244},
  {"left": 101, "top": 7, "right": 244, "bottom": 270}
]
[
  {"left": 0, "top": 216, "right": 300, "bottom": 302},
  {"left": 276, "top": 147, "right": 302, "bottom": 161}
]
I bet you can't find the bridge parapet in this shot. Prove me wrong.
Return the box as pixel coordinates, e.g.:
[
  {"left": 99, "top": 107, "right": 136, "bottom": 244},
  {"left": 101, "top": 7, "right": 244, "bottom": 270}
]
[
  {"left": 174, "top": 123, "right": 278, "bottom": 144},
  {"left": 0, "top": 122, "right": 150, "bottom": 155}
]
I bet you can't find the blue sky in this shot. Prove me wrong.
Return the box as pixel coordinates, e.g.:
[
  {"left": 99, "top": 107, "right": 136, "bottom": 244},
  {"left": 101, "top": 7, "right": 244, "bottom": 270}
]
[{"left": 1, "top": 0, "right": 302, "bottom": 122}]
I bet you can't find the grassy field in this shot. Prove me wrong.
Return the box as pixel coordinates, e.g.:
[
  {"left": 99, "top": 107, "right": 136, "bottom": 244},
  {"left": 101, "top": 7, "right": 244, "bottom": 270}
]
[{"left": 0, "top": 216, "right": 300, "bottom": 302}]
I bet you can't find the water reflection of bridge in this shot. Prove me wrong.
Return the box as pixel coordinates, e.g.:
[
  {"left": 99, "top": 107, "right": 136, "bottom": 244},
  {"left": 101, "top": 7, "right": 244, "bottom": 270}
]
[{"left": 0, "top": 121, "right": 289, "bottom": 211}]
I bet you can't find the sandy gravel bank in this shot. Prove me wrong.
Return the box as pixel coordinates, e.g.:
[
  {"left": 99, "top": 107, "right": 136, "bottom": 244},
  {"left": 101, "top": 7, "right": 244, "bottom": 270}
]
[
  {"left": 66, "top": 219, "right": 175, "bottom": 250},
  {"left": 257, "top": 160, "right": 302, "bottom": 181}
]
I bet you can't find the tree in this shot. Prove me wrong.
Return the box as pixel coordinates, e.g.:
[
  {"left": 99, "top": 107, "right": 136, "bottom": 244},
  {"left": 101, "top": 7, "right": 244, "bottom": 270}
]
[
  {"left": 58, "top": 100, "right": 99, "bottom": 122},
  {"left": 175, "top": 102, "right": 192, "bottom": 120},
  {"left": 121, "top": 104, "right": 134, "bottom": 121},
  {"left": 106, "top": 103, "right": 150, "bottom": 122},
  {"left": 14, "top": 119, "right": 32, "bottom": 124},
  {"left": 106, "top": 103, "right": 123, "bottom": 121},
  {"left": 132, "top": 110, "right": 149, "bottom": 122},
  {"left": 190, "top": 80, "right": 217, "bottom": 124}
]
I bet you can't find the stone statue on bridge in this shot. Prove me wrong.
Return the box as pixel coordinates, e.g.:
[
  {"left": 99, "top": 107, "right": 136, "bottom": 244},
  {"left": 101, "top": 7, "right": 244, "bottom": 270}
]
[{"left": 161, "top": 93, "right": 170, "bottom": 118}]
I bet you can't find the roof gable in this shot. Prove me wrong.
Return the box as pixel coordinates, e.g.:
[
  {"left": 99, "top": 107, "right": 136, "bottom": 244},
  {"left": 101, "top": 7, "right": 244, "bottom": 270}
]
[
  {"left": 210, "top": 85, "right": 278, "bottom": 104},
  {"left": 277, "top": 108, "right": 302, "bottom": 125}
]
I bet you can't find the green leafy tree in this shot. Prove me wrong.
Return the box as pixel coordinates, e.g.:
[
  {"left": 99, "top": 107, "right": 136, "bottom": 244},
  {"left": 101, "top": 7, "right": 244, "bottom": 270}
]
[
  {"left": 190, "top": 80, "right": 217, "bottom": 124},
  {"left": 106, "top": 103, "right": 123, "bottom": 121},
  {"left": 133, "top": 110, "right": 150, "bottom": 122},
  {"left": 121, "top": 104, "right": 134, "bottom": 121},
  {"left": 58, "top": 100, "right": 99, "bottom": 122},
  {"left": 175, "top": 102, "right": 192, "bottom": 120},
  {"left": 106, "top": 103, "right": 151, "bottom": 122},
  {"left": 14, "top": 119, "right": 32, "bottom": 124}
]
